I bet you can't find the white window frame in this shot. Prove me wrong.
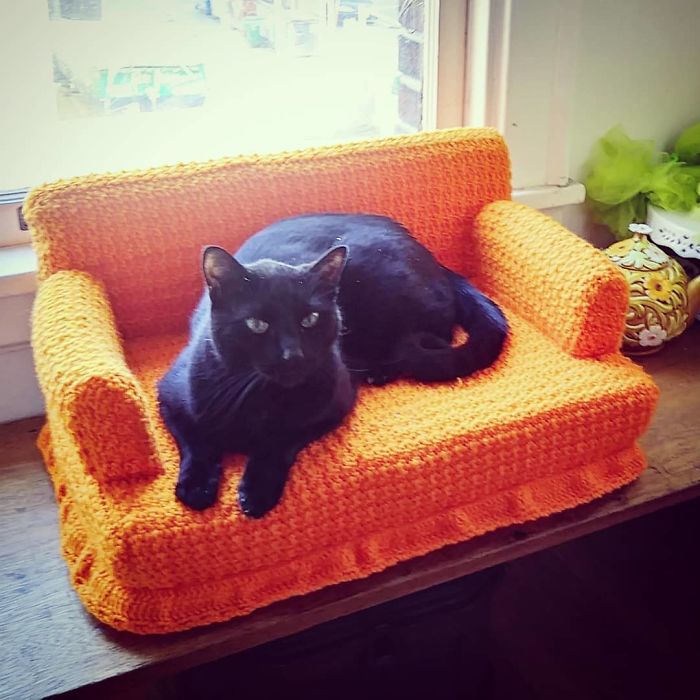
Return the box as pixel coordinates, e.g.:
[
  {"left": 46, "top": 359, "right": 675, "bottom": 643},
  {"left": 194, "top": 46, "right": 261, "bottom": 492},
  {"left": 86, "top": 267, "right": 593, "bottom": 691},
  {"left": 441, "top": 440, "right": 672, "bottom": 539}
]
[{"left": 503, "top": 0, "right": 582, "bottom": 190}]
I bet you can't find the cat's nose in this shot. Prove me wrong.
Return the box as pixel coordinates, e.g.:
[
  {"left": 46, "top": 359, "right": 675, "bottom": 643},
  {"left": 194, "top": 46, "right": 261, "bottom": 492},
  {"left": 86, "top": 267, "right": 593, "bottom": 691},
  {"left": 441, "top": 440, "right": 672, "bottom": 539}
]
[{"left": 281, "top": 346, "right": 304, "bottom": 362}]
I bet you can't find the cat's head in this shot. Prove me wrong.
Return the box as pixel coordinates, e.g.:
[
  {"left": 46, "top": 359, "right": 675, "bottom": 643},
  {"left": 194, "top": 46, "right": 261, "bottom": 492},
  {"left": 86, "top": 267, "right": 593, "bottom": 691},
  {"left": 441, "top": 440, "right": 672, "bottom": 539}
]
[{"left": 202, "top": 245, "right": 348, "bottom": 388}]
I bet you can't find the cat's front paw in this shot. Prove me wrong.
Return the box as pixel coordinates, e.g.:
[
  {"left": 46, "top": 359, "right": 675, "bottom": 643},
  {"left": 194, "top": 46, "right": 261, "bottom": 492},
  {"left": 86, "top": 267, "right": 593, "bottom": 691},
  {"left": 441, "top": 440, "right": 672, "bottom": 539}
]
[
  {"left": 237, "top": 480, "right": 284, "bottom": 519},
  {"left": 238, "top": 460, "right": 289, "bottom": 519},
  {"left": 176, "top": 479, "right": 219, "bottom": 511}
]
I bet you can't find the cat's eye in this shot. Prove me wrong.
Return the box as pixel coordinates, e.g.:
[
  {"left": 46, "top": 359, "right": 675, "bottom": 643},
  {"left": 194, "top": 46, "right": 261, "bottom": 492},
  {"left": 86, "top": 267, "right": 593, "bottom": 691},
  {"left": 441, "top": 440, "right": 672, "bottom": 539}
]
[
  {"left": 301, "top": 312, "right": 320, "bottom": 329},
  {"left": 245, "top": 317, "right": 269, "bottom": 334}
]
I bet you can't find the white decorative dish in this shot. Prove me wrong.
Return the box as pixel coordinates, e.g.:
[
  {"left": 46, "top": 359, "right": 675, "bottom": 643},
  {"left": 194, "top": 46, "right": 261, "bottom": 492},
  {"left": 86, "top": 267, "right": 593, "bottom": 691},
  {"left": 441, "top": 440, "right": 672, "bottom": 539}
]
[{"left": 646, "top": 204, "right": 700, "bottom": 260}]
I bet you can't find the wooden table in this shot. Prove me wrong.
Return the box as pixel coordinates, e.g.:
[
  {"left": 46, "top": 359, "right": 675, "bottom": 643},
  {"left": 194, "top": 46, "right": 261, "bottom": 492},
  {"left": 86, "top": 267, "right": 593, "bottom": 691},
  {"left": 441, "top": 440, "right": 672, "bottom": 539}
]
[{"left": 2, "top": 325, "right": 699, "bottom": 699}]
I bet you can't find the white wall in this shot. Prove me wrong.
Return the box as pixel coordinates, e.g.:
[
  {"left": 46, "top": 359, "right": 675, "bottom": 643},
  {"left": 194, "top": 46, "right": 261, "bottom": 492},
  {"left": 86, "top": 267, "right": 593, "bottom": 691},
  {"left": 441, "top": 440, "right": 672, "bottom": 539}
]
[
  {"left": 505, "top": 0, "right": 700, "bottom": 240},
  {"left": 569, "top": 0, "right": 700, "bottom": 182}
]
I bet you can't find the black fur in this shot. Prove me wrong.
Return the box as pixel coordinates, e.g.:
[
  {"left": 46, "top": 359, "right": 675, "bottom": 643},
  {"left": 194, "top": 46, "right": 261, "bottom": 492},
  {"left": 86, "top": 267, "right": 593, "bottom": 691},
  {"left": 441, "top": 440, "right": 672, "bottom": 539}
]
[{"left": 158, "top": 214, "right": 508, "bottom": 516}]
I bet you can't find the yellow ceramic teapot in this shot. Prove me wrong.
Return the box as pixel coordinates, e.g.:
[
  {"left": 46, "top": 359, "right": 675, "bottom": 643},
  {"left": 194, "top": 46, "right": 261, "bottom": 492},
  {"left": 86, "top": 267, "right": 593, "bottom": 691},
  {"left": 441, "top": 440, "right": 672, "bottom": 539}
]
[{"left": 604, "top": 224, "right": 700, "bottom": 354}]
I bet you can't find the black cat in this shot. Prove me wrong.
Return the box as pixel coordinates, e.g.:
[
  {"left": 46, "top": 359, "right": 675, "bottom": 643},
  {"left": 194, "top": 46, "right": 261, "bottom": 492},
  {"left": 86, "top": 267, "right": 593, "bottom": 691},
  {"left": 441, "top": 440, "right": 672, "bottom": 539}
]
[{"left": 158, "top": 214, "right": 508, "bottom": 517}]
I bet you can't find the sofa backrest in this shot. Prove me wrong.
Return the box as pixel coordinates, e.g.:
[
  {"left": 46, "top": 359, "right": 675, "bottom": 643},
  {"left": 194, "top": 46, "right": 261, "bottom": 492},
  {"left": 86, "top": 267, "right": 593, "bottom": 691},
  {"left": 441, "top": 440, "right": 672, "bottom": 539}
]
[{"left": 25, "top": 128, "right": 511, "bottom": 339}]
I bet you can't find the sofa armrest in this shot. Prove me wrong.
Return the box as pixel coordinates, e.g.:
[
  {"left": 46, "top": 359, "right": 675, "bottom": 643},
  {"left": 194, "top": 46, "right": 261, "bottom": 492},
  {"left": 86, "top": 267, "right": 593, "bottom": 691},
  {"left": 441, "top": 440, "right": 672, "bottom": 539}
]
[
  {"left": 32, "top": 271, "right": 161, "bottom": 483},
  {"left": 473, "top": 201, "right": 628, "bottom": 358}
]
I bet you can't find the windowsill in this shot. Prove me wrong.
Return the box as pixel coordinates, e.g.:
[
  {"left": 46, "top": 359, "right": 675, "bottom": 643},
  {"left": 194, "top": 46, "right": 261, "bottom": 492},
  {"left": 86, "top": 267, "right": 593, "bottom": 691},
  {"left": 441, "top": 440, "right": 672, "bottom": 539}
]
[
  {"left": 511, "top": 181, "right": 586, "bottom": 210},
  {"left": 0, "top": 182, "right": 586, "bottom": 300}
]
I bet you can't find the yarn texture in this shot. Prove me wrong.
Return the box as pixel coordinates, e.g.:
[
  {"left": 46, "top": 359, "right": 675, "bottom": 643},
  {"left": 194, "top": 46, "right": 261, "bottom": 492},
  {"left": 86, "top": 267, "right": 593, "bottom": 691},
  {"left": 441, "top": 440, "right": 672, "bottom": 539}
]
[{"left": 27, "top": 128, "right": 658, "bottom": 634}]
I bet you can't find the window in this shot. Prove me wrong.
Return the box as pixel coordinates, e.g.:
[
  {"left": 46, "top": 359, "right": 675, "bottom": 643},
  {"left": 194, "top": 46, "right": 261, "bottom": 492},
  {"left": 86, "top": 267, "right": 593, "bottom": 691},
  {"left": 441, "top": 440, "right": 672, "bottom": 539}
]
[
  {"left": 1, "top": 1, "right": 588, "bottom": 250},
  {"left": 2, "top": 0, "right": 476, "bottom": 247},
  {"left": 0, "top": 0, "right": 449, "bottom": 191},
  {"left": 1, "top": 0, "right": 587, "bottom": 424}
]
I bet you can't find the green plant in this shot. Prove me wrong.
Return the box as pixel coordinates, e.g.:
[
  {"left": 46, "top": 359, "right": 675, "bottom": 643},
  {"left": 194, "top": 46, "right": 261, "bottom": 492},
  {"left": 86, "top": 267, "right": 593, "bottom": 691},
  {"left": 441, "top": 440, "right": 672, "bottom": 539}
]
[{"left": 585, "top": 123, "right": 700, "bottom": 240}]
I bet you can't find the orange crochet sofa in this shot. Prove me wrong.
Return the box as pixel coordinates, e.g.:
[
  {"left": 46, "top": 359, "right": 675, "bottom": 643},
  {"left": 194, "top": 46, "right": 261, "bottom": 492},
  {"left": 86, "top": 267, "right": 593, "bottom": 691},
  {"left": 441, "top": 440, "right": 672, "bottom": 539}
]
[{"left": 27, "top": 128, "right": 658, "bottom": 634}]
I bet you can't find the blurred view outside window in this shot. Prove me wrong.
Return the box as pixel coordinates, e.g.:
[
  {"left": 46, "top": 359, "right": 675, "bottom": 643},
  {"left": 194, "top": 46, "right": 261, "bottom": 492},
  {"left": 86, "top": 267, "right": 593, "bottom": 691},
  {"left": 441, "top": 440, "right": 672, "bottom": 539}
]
[{"left": 0, "top": 0, "right": 428, "bottom": 190}]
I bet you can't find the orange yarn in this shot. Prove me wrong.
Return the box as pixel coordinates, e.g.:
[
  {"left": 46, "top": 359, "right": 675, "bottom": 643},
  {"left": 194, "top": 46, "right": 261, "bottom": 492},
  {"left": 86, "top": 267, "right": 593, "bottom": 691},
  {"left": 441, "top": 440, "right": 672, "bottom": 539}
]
[{"left": 27, "top": 128, "right": 658, "bottom": 634}]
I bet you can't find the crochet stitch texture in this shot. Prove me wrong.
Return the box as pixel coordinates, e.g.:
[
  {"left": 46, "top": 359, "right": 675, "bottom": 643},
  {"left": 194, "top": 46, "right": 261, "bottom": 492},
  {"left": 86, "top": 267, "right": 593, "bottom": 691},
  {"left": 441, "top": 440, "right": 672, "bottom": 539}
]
[{"left": 27, "top": 128, "right": 658, "bottom": 634}]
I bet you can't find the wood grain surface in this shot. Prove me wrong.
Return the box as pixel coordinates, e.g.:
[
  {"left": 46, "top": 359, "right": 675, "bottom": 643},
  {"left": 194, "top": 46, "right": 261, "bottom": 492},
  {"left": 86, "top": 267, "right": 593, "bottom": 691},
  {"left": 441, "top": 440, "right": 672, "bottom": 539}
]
[{"left": 1, "top": 324, "right": 698, "bottom": 699}]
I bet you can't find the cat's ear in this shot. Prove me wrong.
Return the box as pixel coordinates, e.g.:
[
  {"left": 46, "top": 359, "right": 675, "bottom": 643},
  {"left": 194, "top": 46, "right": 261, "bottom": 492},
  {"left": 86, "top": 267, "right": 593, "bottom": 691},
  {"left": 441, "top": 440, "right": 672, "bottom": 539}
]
[
  {"left": 202, "top": 246, "right": 248, "bottom": 303},
  {"left": 309, "top": 246, "right": 348, "bottom": 291}
]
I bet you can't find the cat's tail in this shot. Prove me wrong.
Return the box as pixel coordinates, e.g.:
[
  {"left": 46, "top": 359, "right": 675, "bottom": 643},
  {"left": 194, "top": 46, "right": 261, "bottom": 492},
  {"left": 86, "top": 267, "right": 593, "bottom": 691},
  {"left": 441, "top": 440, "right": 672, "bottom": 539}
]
[{"left": 398, "top": 270, "right": 508, "bottom": 383}]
